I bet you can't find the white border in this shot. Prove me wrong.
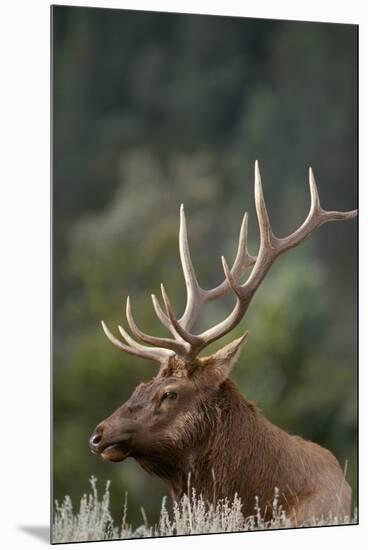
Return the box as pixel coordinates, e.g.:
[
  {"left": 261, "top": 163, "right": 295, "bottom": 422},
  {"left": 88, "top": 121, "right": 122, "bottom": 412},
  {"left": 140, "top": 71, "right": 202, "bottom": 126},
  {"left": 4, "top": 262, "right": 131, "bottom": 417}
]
[{"left": 0, "top": 1, "right": 366, "bottom": 549}]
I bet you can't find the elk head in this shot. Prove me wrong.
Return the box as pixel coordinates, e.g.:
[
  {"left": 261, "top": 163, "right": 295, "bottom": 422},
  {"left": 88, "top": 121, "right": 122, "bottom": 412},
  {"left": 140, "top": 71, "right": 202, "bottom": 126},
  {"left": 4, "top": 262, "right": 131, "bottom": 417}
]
[{"left": 90, "top": 161, "right": 357, "bottom": 474}]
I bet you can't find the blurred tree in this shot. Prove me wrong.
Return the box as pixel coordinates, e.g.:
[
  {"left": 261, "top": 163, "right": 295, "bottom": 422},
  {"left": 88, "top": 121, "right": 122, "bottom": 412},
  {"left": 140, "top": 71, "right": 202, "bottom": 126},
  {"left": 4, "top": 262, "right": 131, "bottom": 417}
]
[{"left": 52, "top": 6, "right": 357, "bottom": 526}]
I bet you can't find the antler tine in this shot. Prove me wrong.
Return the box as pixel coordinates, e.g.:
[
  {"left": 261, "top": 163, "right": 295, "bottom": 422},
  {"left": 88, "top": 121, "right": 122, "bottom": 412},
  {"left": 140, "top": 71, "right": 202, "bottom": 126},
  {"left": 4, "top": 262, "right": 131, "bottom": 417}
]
[
  {"left": 231, "top": 211, "right": 257, "bottom": 279},
  {"left": 275, "top": 167, "right": 358, "bottom": 253},
  {"left": 176, "top": 204, "right": 256, "bottom": 332},
  {"left": 151, "top": 292, "right": 189, "bottom": 345},
  {"left": 101, "top": 321, "right": 173, "bottom": 363},
  {"left": 200, "top": 211, "right": 257, "bottom": 301},
  {"left": 160, "top": 284, "right": 202, "bottom": 350},
  {"left": 193, "top": 161, "right": 358, "bottom": 353},
  {"left": 221, "top": 256, "right": 243, "bottom": 297},
  {"left": 178, "top": 204, "right": 203, "bottom": 330},
  {"left": 309, "top": 167, "right": 357, "bottom": 221},
  {"left": 254, "top": 159, "right": 274, "bottom": 249},
  {"left": 308, "top": 167, "right": 321, "bottom": 211},
  {"left": 117, "top": 324, "right": 175, "bottom": 358},
  {"left": 125, "top": 297, "right": 188, "bottom": 356},
  {"left": 151, "top": 293, "right": 174, "bottom": 331}
]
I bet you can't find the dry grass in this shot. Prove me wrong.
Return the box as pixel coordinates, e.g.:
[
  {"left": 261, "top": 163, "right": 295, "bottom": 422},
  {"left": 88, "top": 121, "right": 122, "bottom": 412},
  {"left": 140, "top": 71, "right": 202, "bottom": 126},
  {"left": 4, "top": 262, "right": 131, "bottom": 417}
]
[{"left": 52, "top": 477, "right": 357, "bottom": 543}]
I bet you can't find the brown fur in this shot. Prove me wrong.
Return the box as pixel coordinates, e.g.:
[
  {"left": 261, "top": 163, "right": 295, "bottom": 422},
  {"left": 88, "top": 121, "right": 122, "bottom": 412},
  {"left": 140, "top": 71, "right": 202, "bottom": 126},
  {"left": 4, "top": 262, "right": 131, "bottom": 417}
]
[
  {"left": 177, "top": 378, "right": 351, "bottom": 524},
  {"left": 90, "top": 341, "right": 351, "bottom": 525}
]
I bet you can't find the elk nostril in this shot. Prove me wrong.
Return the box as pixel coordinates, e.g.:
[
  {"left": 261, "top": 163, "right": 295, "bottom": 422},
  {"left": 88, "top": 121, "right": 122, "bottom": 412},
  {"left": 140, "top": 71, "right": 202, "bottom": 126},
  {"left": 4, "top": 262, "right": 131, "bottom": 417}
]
[
  {"left": 91, "top": 433, "right": 102, "bottom": 446},
  {"left": 90, "top": 425, "right": 104, "bottom": 450}
]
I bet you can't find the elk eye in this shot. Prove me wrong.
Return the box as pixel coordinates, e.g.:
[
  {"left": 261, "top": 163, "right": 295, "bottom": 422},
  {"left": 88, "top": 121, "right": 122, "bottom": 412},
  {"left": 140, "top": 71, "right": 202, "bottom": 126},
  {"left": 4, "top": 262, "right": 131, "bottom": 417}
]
[{"left": 162, "top": 391, "right": 177, "bottom": 401}]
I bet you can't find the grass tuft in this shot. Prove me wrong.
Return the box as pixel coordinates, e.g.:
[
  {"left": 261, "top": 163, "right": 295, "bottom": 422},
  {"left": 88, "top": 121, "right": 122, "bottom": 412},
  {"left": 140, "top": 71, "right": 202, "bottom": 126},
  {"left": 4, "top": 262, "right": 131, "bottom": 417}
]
[{"left": 52, "top": 477, "right": 357, "bottom": 543}]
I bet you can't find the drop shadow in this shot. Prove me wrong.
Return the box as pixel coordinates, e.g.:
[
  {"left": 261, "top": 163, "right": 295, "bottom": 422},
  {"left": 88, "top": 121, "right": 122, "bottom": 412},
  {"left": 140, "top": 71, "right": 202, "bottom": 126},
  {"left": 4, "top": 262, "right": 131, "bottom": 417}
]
[{"left": 18, "top": 525, "right": 50, "bottom": 543}]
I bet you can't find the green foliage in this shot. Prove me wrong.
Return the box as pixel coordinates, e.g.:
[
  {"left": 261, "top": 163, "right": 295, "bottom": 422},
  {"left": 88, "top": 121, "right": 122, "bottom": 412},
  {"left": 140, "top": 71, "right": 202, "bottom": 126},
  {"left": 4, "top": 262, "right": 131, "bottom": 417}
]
[{"left": 52, "top": 7, "right": 357, "bottom": 528}]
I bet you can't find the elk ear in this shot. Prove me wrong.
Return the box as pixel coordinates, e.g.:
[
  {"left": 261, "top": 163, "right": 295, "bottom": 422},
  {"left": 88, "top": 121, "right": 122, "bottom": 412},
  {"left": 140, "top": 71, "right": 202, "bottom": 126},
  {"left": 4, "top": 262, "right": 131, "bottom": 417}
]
[{"left": 198, "top": 331, "right": 249, "bottom": 385}]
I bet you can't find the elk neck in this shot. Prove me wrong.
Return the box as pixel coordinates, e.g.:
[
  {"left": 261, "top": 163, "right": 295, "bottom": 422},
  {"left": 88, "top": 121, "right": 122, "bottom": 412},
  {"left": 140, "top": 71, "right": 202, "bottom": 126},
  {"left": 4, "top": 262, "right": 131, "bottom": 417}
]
[{"left": 163, "top": 377, "right": 312, "bottom": 518}]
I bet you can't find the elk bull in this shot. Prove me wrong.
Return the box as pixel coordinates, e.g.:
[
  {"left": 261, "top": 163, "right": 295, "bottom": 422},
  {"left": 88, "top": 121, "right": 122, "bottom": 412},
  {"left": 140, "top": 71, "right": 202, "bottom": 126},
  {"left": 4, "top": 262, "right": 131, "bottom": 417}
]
[{"left": 90, "top": 162, "right": 356, "bottom": 525}]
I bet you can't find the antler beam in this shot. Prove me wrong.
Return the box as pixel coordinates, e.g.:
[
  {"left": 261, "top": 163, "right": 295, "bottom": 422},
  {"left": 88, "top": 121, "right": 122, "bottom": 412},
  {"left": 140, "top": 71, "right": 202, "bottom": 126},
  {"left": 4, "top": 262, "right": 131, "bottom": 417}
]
[
  {"left": 101, "top": 320, "right": 174, "bottom": 363},
  {"left": 101, "top": 161, "right": 357, "bottom": 364},
  {"left": 151, "top": 205, "right": 256, "bottom": 334},
  {"left": 192, "top": 161, "right": 357, "bottom": 352}
]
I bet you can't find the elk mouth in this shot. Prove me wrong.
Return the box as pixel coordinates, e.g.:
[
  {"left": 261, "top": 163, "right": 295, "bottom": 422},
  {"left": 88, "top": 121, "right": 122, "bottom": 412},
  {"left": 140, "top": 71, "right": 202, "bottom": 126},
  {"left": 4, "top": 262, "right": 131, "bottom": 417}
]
[
  {"left": 93, "top": 442, "right": 131, "bottom": 462},
  {"left": 101, "top": 443, "right": 131, "bottom": 462}
]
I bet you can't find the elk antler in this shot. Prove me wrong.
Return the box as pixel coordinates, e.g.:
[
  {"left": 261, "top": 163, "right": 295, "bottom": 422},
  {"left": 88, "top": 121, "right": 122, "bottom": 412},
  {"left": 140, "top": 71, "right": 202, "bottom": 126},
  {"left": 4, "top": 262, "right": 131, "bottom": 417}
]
[{"left": 101, "top": 161, "right": 357, "bottom": 364}]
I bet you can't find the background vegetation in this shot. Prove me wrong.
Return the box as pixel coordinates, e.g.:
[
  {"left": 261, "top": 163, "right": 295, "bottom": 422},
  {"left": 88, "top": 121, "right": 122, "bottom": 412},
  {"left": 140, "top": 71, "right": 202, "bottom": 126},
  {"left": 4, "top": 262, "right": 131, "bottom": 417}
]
[{"left": 52, "top": 6, "right": 358, "bottom": 529}]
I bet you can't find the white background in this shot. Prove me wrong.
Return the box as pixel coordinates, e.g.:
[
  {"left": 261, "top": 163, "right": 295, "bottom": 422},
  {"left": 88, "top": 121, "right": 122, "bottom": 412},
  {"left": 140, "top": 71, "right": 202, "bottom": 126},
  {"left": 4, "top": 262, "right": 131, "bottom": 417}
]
[{"left": 0, "top": 1, "right": 366, "bottom": 549}]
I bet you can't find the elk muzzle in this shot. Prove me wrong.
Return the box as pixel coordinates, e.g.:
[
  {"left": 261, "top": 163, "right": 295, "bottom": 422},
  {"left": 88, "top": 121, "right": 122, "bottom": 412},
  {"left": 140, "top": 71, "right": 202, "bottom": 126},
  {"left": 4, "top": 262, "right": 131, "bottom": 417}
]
[{"left": 89, "top": 418, "right": 133, "bottom": 462}]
